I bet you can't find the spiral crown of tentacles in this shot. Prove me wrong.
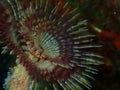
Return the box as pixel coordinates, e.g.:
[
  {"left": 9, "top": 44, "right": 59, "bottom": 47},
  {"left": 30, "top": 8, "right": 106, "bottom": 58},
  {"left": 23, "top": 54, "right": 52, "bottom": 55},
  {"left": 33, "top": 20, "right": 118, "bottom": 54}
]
[{"left": 0, "top": 0, "right": 103, "bottom": 90}]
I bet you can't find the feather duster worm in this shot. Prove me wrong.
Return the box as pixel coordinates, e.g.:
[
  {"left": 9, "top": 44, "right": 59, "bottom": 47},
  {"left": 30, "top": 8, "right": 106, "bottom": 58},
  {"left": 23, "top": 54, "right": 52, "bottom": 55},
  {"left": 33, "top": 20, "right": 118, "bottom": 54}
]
[{"left": 0, "top": 0, "right": 103, "bottom": 90}]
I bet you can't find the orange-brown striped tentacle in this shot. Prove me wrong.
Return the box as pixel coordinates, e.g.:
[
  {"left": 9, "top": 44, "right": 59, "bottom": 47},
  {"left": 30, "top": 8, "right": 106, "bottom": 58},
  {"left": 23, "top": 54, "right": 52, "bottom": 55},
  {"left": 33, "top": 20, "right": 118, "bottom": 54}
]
[
  {"left": 18, "top": 52, "right": 76, "bottom": 83},
  {"left": 0, "top": 2, "right": 10, "bottom": 32},
  {"left": 0, "top": 2, "right": 21, "bottom": 55}
]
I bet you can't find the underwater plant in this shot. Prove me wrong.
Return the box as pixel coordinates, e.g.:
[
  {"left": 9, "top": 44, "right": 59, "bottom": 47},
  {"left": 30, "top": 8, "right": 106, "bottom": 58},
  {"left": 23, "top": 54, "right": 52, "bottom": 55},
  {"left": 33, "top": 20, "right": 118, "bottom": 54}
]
[{"left": 0, "top": 0, "right": 103, "bottom": 90}]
